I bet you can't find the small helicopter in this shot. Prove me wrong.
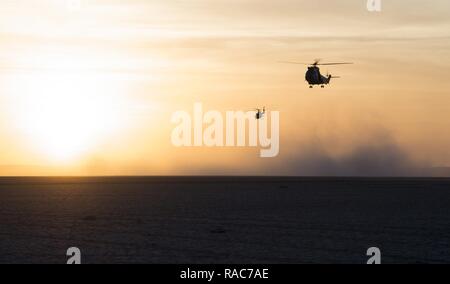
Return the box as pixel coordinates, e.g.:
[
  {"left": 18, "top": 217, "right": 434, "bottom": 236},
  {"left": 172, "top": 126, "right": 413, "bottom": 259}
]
[
  {"left": 254, "top": 107, "right": 266, "bottom": 120},
  {"left": 281, "top": 59, "right": 353, "bottom": 88}
]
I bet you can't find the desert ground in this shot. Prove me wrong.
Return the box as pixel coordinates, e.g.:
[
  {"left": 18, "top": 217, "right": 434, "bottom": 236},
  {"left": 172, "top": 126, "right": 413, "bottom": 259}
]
[{"left": 0, "top": 177, "right": 449, "bottom": 264}]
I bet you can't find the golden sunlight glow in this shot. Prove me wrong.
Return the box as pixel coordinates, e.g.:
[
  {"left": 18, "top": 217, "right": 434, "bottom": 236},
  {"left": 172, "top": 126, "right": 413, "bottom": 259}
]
[
  {"left": 8, "top": 55, "right": 127, "bottom": 162},
  {"left": 1, "top": 1, "right": 450, "bottom": 175}
]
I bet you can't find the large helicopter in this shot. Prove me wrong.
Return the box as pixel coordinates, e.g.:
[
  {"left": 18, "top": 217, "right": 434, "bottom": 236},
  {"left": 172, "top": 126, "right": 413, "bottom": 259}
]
[{"left": 281, "top": 59, "right": 353, "bottom": 88}]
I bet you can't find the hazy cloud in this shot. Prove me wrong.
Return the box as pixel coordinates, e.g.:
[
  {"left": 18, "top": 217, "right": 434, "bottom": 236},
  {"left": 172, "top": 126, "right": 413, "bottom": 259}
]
[{"left": 283, "top": 140, "right": 423, "bottom": 177}]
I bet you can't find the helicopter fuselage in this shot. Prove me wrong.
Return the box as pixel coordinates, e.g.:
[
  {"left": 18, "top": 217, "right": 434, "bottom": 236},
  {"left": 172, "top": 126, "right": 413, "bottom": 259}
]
[
  {"left": 305, "top": 66, "right": 331, "bottom": 86},
  {"left": 255, "top": 109, "right": 265, "bottom": 120}
]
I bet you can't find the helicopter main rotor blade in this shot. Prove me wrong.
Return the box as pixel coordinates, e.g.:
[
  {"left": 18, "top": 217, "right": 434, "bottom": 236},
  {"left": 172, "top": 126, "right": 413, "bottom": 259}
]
[
  {"left": 278, "top": 61, "right": 311, "bottom": 65},
  {"left": 316, "top": 63, "right": 353, "bottom": 66},
  {"left": 279, "top": 61, "right": 353, "bottom": 66}
]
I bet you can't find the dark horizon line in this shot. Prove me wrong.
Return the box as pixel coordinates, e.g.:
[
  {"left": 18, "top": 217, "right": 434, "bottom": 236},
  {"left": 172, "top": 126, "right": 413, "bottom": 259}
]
[{"left": 0, "top": 175, "right": 449, "bottom": 185}]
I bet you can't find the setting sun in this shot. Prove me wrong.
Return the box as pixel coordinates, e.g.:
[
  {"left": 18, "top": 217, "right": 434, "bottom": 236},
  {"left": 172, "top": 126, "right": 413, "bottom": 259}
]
[{"left": 6, "top": 54, "right": 127, "bottom": 161}]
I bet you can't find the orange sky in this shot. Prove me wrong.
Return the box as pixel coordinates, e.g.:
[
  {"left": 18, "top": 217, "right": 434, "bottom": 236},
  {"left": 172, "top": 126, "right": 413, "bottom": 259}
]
[{"left": 0, "top": 0, "right": 450, "bottom": 176}]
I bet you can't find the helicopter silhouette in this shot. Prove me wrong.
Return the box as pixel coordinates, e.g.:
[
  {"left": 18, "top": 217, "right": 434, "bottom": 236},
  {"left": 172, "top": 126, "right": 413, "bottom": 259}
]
[
  {"left": 254, "top": 107, "right": 265, "bottom": 120},
  {"left": 280, "top": 59, "right": 353, "bottom": 88}
]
